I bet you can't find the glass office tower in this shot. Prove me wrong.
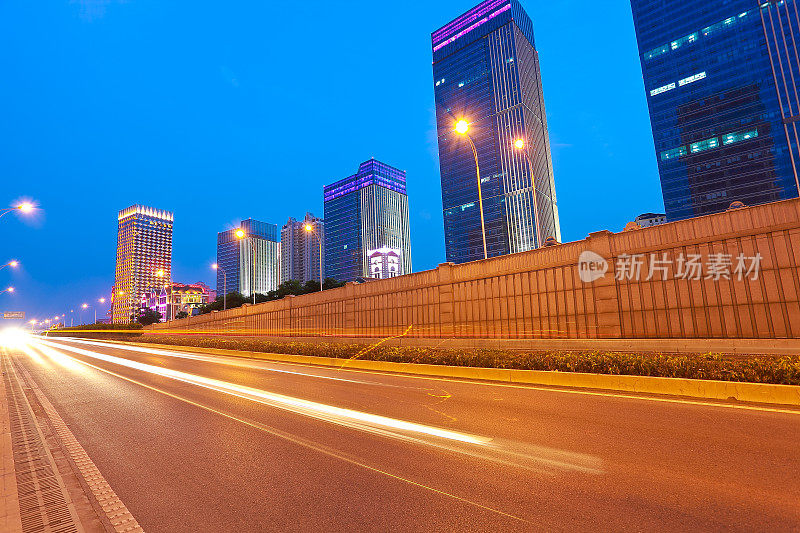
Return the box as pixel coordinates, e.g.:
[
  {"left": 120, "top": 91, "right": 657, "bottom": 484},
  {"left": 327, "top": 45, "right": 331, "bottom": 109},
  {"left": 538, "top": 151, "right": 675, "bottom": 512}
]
[
  {"left": 280, "top": 213, "right": 324, "bottom": 284},
  {"left": 216, "top": 219, "right": 280, "bottom": 298},
  {"left": 631, "top": 0, "right": 800, "bottom": 221},
  {"left": 112, "top": 205, "right": 173, "bottom": 324},
  {"left": 323, "top": 159, "right": 411, "bottom": 282},
  {"left": 432, "top": 0, "right": 560, "bottom": 264}
]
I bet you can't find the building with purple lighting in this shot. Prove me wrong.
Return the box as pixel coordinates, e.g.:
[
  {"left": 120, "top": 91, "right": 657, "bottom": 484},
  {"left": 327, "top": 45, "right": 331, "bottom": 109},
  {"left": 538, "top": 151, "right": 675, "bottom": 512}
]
[
  {"left": 432, "top": 0, "right": 560, "bottom": 264},
  {"left": 323, "top": 159, "right": 411, "bottom": 282}
]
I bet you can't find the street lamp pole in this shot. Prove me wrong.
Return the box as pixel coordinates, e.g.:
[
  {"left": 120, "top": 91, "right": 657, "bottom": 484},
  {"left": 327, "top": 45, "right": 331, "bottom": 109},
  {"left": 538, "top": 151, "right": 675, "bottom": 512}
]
[
  {"left": 234, "top": 229, "right": 257, "bottom": 305},
  {"left": 455, "top": 120, "right": 488, "bottom": 260},
  {"left": 212, "top": 264, "right": 227, "bottom": 310},
  {"left": 0, "top": 202, "right": 34, "bottom": 222},
  {"left": 303, "top": 224, "right": 324, "bottom": 291},
  {"left": 0, "top": 260, "right": 19, "bottom": 272},
  {"left": 513, "top": 139, "right": 543, "bottom": 248}
]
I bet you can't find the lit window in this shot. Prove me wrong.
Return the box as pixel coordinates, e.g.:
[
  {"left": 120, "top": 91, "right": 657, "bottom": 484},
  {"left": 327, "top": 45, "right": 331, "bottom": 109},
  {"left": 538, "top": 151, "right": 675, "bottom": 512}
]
[
  {"left": 690, "top": 137, "right": 719, "bottom": 153},
  {"left": 678, "top": 71, "right": 706, "bottom": 86},
  {"left": 650, "top": 82, "right": 676, "bottom": 96},
  {"left": 644, "top": 44, "right": 669, "bottom": 60},
  {"left": 660, "top": 147, "right": 687, "bottom": 161}
]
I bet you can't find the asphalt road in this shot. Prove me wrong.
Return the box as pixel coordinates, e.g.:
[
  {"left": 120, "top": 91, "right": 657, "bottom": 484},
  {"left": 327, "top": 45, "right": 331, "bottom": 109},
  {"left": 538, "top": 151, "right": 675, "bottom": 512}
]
[{"left": 7, "top": 336, "right": 800, "bottom": 532}]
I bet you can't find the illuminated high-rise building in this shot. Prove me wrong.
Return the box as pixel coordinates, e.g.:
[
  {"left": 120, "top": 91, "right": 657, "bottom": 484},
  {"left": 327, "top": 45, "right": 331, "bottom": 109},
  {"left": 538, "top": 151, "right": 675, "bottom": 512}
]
[
  {"left": 432, "top": 0, "right": 560, "bottom": 264},
  {"left": 216, "top": 219, "right": 280, "bottom": 298},
  {"left": 323, "top": 159, "right": 411, "bottom": 282},
  {"left": 112, "top": 204, "right": 173, "bottom": 324},
  {"left": 631, "top": 0, "right": 800, "bottom": 220},
  {"left": 281, "top": 213, "right": 325, "bottom": 284}
]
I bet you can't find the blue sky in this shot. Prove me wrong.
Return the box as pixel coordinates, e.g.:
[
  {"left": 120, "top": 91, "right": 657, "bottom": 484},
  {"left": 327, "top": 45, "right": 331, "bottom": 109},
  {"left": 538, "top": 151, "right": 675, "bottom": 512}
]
[{"left": 0, "top": 0, "right": 662, "bottom": 323}]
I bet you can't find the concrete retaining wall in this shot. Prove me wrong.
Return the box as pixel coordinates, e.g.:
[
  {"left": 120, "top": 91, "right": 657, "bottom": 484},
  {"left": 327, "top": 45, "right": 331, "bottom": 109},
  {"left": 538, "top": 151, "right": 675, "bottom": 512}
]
[{"left": 149, "top": 198, "right": 800, "bottom": 342}]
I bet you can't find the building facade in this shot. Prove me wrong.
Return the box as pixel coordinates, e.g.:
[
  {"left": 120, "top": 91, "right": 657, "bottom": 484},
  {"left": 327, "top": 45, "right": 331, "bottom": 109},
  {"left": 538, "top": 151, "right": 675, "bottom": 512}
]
[
  {"left": 324, "top": 159, "right": 411, "bottom": 282},
  {"left": 432, "top": 0, "right": 561, "bottom": 264},
  {"left": 634, "top": 212, "right": 667, "bottom": 228},
  {"left": 631, "top": 0, "right": 800, "bottom": 221},
  {"left": 216, "top": 219, "right": 280, "bottom": 298},
  {"left": 280, "top": 213, "right": 325, "bottom": 284},
  {"left": 112, "top": 205, "right": 173, "bottom": 324},
  {"left": 140, "top": 282, "right": 212, "bottom": 321}
]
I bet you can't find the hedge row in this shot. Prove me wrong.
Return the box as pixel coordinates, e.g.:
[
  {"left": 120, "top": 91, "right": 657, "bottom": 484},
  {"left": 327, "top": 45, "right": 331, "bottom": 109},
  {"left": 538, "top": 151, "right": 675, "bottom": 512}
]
[{"left": 80, "top": 333, "right": 800, "bottom": 386}]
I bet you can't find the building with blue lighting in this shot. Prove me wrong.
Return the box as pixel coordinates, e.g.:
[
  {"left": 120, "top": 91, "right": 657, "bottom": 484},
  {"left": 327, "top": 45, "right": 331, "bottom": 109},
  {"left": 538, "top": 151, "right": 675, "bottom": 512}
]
[
  {"left": 631, "top": 0, "right": 800, "bottom": 221},
  {"left": 432, "top": 0, "right": 560, "bottom": 264},
  {"left": 216, "top": 218, "right": 280, "bottom": 298},
  {"left": 323, "top": 159, "right": 411, "bottom": 282}
]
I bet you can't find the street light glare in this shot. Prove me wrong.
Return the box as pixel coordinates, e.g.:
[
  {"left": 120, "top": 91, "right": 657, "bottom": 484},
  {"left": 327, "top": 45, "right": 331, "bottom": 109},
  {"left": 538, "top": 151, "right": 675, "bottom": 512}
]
[
  {"left": 455, "top": 119, "right": 470, "bottom": 135},
  {"left": 304, "top": 224, "right": 313, "bottom": 232},
  {"left": 235, "top": 229, "right": 246, "bottom": 239},
  {"left": 211, "top": 263, "right": 218, "bottom": 270},
  {"left": 7, "top": 287, "right": 14, "bottom": 293},
  {"left": 8, "top": 260, "right": 18, "bottom": 268},
  {"left": 514, "top": 139, "right": 525, "bottom": 150},
  {"left": 99, "top": 298, "right": 106, "bottom": 303},
  {"left": 17, "top": 202, "right": 34, "bottom": 213},
  {"left": 82, "top": 303, "right": 88, "bottom": 309}
]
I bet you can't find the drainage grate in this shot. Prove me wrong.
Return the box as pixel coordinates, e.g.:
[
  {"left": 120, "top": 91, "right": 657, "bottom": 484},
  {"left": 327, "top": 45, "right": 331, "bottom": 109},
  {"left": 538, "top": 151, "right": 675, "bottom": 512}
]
[
  {"left": 12, "top": 355, "right": 144, "bottom": 533},
  {"left": 2, "top": 355, "right": 82, "bottom": 533}
]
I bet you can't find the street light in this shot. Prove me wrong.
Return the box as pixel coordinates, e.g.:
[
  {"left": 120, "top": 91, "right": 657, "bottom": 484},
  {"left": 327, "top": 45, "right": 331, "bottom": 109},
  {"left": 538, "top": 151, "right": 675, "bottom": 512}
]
[
  {"left": 303, "top": 224, "right": 324, "bottom": 291},
  {"left": 454, "top": 119, "right": 487, "bottom": 260},
  {"left": 155, "top": 269, "right": 173, "bottom": 321},
  {"left": 212, "top": 263, "right": 227, "bottom": 310},
  {"left": 0, "top": 260, "right": 19, "bottom": 272},
  {"left": 235, "top": 229, "right": 258, "bottom": 305},
  {"left": 81, "top": 303, "right": 89, "bottom": 325},
  {"left": 0, "top": 202, "right": 35, "bottom": 221},
  {"left": 1, "top": 287, "right": 14, "bottom": 295},
  {"left": 512, "top": 138, "right": 542, "bottom": 247}
]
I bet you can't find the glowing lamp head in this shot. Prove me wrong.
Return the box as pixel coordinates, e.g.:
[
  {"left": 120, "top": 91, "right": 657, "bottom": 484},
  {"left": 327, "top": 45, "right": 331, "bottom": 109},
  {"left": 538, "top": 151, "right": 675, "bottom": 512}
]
[
  {"left": 235, "top": 229, "right": 246, "bottom": 239},
  {"left": 99, "top": 298, "right": 106, "bottom": 303},
  {"left": 455, "top": 120, "right": 470, "bottom": 135},
  {"left": 303, "top": 224, "right": 313, "bottom": 232},
  {"left": 29, "top": 319, "right": 35, "bottom": 324},
  {"left": 514, "top": 139, "right": 525, "bottom": 150},
  {"left": 211, "top": 263, "right": 218, "bottom": 270},
  {"left": 7, "top": 287, "right": 13, "bottom": 293},
  {"left": 18, "top": 202, "right": 34, "bottom": 213},
  {"left": 81, "top": 303, "right": 88, "bottom": 309},
  {"left": 8, "top": 260, "right": 18, "bottom": 268}
]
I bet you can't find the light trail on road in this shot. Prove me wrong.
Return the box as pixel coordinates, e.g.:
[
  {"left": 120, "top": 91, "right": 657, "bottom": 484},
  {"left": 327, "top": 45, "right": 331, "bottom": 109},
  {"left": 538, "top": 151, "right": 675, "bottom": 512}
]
[{"left": 33, "top": 337, "right": 603, "bottom": 475}]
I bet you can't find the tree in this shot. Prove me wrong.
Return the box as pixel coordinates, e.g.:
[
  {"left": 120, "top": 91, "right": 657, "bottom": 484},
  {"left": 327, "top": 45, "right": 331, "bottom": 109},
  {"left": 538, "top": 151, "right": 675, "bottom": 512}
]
[
  {"left": 138, "top": 308, "right": 162, "bottom": 326},
  {"left": 175, "top": 311, "right": 189, "bottom": 319}
]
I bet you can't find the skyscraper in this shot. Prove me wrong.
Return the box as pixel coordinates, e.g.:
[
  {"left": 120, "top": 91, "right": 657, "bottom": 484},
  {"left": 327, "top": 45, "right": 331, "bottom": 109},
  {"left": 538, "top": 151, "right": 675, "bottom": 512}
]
[
  {"left": 432, "top": 0, "right": 560, "bottom": 265},
  {"left": 631, "top": 0, "right": 800, "bottom": 221},
  {"left": 216, "top": 219, "right": 280, "bottom": 298},
  {"left": 280, "top": 213, "right": 325, "bottom": 284},
  {"left": 323, "top": 159, "right": 411, "bottom": 282},
  {"left": 112, "top": 204, "right": 173, "bottom": 324}
]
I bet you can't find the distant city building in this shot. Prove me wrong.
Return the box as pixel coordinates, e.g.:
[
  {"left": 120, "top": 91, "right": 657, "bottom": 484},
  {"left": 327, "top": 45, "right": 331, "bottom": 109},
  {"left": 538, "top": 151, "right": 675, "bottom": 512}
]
[
  {"left": 112, "top": 205, "right": 173, "bottom": 324},
  {"left": 432, "top": 0, "right": 561, "bottom": 264},
  {"left": 634, "top": 213, "right": 667, "bottom": 228},
  {"left": 631, "top": 0, "right": 800, "bottom": 221},
  {"left": 140, "top": 282, "right": 212, "bottom": 321},
  {"left": 216, "top": 219, "right": 280, "bottom": 298},
  {"left": 281, "top": 213, "right": 325, "bottom": 284},
  {"left": 323, "top": 159, "right": 411, "bottom": 282}
]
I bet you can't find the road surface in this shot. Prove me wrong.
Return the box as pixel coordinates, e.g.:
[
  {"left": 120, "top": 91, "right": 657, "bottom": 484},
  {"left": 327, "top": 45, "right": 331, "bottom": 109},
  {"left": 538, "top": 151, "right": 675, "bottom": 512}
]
[{"left": 3, "top": 336, "right": 799, "bottom": 531}]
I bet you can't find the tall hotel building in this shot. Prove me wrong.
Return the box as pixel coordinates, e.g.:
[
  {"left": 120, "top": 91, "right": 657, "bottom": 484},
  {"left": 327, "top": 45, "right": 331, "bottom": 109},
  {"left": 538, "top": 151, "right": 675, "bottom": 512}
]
[
  {"left": 432, "top": 0, "right": 560, "bottom": 264},
  {"left": 631, "top": 0, "right": 800, "bottom": 221},
  {"left": 281, "top": 213, "right": 325, "bottom": 284},
  {"left": 323, "top": 159, "right": 411, "bottom": 282},
  {"left": 216, "top": 219, "right": 280, "bottom": 298},
  {"left": 112, "top": 205, "right": 173, "bottom": 324}
]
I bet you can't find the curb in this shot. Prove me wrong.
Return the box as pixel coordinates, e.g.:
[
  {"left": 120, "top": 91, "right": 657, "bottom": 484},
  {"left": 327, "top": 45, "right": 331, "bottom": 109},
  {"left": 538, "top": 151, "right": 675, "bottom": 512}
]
[{"left": 88, "top": 339, "right": 800, "bottom": 407}]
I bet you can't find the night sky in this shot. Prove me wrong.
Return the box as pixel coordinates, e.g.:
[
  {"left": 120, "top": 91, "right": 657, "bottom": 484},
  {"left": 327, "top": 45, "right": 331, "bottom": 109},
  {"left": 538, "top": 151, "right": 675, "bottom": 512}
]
[{"left": 0, "top": 0, "right": 661, "bottom": 323}]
